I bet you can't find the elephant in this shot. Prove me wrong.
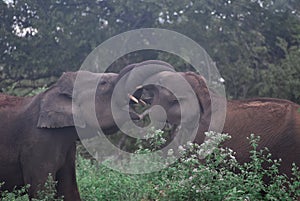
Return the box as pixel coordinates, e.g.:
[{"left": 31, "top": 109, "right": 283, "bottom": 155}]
[
  {"left": 0, "top": 70, "right": 141, "bottom": 200},
  {"left": 119, "top": 61, "right": 300, "bottom": 179}
]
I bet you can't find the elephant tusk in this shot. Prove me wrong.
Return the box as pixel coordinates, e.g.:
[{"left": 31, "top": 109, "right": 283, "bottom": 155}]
[
  {"left": 139, "top": 99, "right": 147, "bottom": 106},
  {"left": 128, "top": 94, "right": 139, "bottom": 104},
  {"left": 136, "top": 85, "right": 143, "bottom": 89}
]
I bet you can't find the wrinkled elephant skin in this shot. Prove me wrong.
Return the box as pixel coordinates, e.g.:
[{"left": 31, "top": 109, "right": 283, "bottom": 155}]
[{"left": 0, "top": 71, "right": 126, "bottom": 200}]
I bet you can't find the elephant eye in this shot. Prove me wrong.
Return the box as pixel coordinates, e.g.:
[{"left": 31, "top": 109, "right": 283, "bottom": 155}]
[
  {"left": 99, "top": 80, "right": 107, "bottom": 85},
  {"left": 170, "top": 99, "right": 179, "bottom": 105}
]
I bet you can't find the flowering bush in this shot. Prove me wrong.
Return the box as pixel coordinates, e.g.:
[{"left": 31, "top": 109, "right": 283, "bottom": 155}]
[{"left": 3, "top": 130, "right": 299, "bottom": 200}]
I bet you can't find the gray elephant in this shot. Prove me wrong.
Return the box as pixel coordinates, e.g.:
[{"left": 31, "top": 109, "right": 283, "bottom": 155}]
[{"left": 0, "top": 70, "right": 140, "bottom": 200}]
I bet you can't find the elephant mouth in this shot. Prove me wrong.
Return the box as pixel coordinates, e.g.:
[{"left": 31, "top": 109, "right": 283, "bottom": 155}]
[
  {"left": 128, "top": 94, "right": 195, "bottom": 144},
  {"left": 99, "top": 112, "right": 140, "bottom": 136},
  {"left": 129, "top": 111, "right": 141, "bottom": 121},
  {"left": 101, "top": 126, "right": 120, "bottom": 135}
]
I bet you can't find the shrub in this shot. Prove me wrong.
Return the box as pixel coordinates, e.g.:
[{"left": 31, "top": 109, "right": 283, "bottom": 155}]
[
  {"left": 0, "top": 174, "right": 62, "bottom": 201},
  {"left": 148, "top": 133, "right": 300, "bottom": 200},
  {"left": 3, "top": 130, "right": 299, "bottom": 200},
  {"left": 77, "top": 130, "right": 299, "bottom": 200}
]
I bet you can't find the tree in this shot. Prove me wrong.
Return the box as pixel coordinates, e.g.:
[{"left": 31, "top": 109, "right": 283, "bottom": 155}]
[{"left": 0, "top": 0, "right": 299, "bottom": 103}]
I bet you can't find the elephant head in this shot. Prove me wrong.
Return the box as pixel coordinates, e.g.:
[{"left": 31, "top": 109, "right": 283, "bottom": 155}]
[
  {"left": 117, "top": 61, "right": 226, "bottom": 137},
  {"left": 115, "top": 60, "right": 227, "bottom": 152},
  {"left": 36, "top": 71, "right": 139, "bottom": 135},
  {"left": 135, "top": 71, "right": 226, "bottom": 144},
  {"left": 112, "top": 60, "right": 178, "bottom": 130},
  {"left": 140, "top": 72, "right": 211, "bottom": 126}
]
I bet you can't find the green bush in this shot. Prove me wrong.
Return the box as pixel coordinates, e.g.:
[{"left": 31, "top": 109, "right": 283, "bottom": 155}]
[
  {"left": 76, "top": 157, "right": 158, "bottom": 201},
  {"left": 77, "top": 131, "right": 299, "bottom": 201},
  {"left": 2, "top": 131, "right": 299, "bottom": 200},
  {"left": 78, "top": 131, "right": 300, "bottom": 201},
  {"left": 146, "top": 133, "right": 300, "bottom": 201},
  {"left": 0, "top": 174, "right": 62, "bottom": 201},
  {"left": 0, "top": 184, "right": 29, "bottom": 201}
]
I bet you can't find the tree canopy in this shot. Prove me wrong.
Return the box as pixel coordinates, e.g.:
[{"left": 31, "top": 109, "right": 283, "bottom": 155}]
[{"left": 1, "top": 0, "right": 299, "bottom": 103}]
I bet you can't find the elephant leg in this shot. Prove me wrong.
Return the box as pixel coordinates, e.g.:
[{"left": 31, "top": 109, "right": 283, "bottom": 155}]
[
  {"left": 21, "top": 163, "right": 56, "bottom": 199},
  {"left": 56, "top": 143, "right": 81, "bottom": 201},
  {"left": 20, "top": 142, "right": 77, "bottom": 200}
]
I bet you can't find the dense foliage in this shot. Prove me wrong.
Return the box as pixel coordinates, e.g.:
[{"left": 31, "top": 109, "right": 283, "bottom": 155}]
[
  {"left": 0, "top": 0, "right": 299, "bottom": 102},
  {"left": 1, "top": 132, "right": 299, "bottom": 200}
]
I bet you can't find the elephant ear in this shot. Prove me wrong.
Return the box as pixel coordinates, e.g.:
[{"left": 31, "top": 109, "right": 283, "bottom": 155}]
[
  {"left": 37, "top": 72, "right": 86, "bottom": 128},
  {"left": 183, "top": 72, "right": 211, "bottom": 113},
  {"left": 184, "top": 72, "right": 227, "bottom": 137},
  {"left": 183, "top": 72, "right": 212, "bottom": 134}
]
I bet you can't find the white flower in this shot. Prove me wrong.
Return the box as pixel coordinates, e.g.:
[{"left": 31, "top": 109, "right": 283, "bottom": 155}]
[
  {"left": 219, "top": 77, "right": 225, "bottom": 83},
  {"left": 167, "top": 149, "right": 174, "bottom": 156},
  {"left": 178, "top": 145, "right": 185, "bottom": 152},
  {"left": 187, "top": 141, "right": 193, "bottom": 147}
]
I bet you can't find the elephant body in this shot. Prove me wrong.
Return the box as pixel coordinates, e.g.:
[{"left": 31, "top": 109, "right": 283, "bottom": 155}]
[
  {"left": 0, "top": 71, "right": 128, "bottom": 200},
  {"left": 221, "top": 98, "right": 300, "bottom": 176},
  {"left": 128, "top": 67, "right": 300, "bottom": 178},
  {"left": 0, "top": 93, "right": 80, "bottom": 200}
]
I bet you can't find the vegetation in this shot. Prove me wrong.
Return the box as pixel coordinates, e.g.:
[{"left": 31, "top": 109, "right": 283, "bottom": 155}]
[
  {"left": 1, "top": 1, "right": 300, "bottom": 200},
  {"left": 0, "top": 174, "right": 62, "bottom": 201},
  {"left": 1, "top": 131, "right": 299, "bottom": 201},
  {"left": 1, "top": 0, "right": 300, "bottom": 103}
]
